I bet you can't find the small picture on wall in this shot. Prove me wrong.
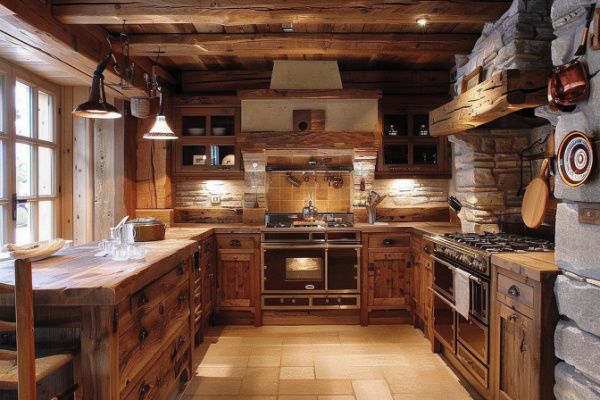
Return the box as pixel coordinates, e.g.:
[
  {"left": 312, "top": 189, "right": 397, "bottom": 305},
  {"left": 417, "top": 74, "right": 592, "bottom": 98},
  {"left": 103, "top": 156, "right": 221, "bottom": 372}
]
[
  {"left": 193, "top": 155, "right": 206, "bottom": 165},
  {"left": 461, "top": 66, "right": 483, "bottom": 93}
]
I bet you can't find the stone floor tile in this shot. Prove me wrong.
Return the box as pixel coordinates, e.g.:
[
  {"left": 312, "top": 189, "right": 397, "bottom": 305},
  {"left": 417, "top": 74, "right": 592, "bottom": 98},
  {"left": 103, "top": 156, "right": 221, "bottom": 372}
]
[
  {"left": 248, "top": 354, "right": 282, "bottom": 367},
  {"left": 278, "top": 379, "right": 354, "bottom": 395},
  {"left": 352, "top": 380, "right": 393, "bottom": 400},
  {"left": 280, "top": 366, "right": 316, "bottom": 380}
]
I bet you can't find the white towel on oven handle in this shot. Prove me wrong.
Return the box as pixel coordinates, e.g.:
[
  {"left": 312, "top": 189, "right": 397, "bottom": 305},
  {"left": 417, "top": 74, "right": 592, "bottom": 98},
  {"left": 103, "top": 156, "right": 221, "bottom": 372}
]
[{"left": 454, "top": 267, "right": 471, "bottom": 319}]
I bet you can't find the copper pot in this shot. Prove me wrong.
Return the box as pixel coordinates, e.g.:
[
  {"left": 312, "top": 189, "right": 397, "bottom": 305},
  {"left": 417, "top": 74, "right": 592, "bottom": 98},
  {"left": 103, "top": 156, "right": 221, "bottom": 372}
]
[
  {"left": 548, "top": 60, "right": 589, "bottom": 112},
  {"left": 125, "top": 218, "right": 166, "bottom": 242}
]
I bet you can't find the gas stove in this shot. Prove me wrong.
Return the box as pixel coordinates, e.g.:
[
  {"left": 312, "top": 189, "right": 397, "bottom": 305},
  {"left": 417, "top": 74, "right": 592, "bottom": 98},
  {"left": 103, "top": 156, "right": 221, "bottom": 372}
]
[
  {"left": 265, "top": 212, "right": 354, "bottom": 229},
  {"left": 431, "top": 232, "right": 554, "bottom": 277}
]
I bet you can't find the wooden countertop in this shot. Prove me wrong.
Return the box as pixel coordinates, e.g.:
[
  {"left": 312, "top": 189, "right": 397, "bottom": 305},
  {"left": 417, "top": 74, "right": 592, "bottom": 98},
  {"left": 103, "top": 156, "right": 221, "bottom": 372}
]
[
  {"left": 0, "top": 239, "right": 197, "bottom": 306},
  {"left": 492, "top": 251, "right": 559, "bottom": 281},
  {"left": 166, "top": 222, "right": 461, "bottom": 241}
]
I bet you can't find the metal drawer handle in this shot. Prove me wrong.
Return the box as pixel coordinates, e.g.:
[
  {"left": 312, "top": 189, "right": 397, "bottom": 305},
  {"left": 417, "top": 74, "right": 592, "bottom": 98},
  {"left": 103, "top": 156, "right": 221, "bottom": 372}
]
[
  {"left": 139, "top": 327, "right": 149, "bottom": 342},
  {"left": 138, "top": 292, "right": 149, "bottom": 306},
  {"left": 139, "top": 381, "right": 150, "bottom": 398},
  {"left": 423, "top": 245, "right": 430, "bottom": 252},
  {"left": 178, "top": 294, "right": 187, "bottom": 305},
  {"left": 508, "top": 314, "right": 517, "bottom": 322},
  {"left": 507, "top": 285, "right": 520, "bottom": 298},
  {"left": 383, "top": 239, "right": 395, "bottom": 246},
  {"left": 230, "top": 239, "right": 241, "bottom": 247},
  {"left": 171, "top": 335, "right": 186, "bottom": 360},
  {"left": 176, "top": 264, "right": 185, "bottom": 276}
]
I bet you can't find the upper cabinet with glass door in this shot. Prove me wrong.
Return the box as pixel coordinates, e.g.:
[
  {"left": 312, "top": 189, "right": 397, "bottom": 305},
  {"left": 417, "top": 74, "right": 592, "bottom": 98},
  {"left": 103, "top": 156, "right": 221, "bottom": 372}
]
[
  {"left": 377, "top": 109, "right": 451, "bottom": 178},
  {"left": 173, "top": 106, "right": 242, "bottom": 178}
]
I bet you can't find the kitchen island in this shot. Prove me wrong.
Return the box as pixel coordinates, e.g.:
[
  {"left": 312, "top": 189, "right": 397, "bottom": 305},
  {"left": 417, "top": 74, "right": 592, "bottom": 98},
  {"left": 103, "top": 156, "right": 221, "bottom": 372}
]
[{"left": 0, "top": 239, "right": 198, "bottom": 400}]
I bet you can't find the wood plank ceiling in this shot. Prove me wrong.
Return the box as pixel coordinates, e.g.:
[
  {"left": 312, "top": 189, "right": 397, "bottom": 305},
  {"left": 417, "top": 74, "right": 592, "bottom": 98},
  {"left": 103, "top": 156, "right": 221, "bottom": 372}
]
[{"left": 51, "top": 1, "right": 512, "bottom": 73}]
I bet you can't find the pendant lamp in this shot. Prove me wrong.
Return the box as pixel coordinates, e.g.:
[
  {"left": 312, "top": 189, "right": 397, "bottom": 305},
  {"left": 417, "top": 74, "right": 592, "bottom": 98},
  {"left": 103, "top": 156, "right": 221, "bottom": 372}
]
[
  {"left": 73, "top": 49, "right": 122, "bottom": 119},
  {"left": 143, "top": 86, "right": 177, "bottom": 140}
]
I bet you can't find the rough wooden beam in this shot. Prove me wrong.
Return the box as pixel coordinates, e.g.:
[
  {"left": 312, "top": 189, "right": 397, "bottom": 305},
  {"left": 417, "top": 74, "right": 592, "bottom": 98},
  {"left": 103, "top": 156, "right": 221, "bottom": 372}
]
[
  {"left": 122, "top": 33, "right": 478, "bottom": 57},
  {"left": 0, "top": 0, "right": 150, "bottom": 97},
  {"left": 179, "top": 69, "right": 450, "bottom": 94},
  {"left": 238, "top": 89, "right": 382, "bottom": 100},
  {"left": 52, "top": 0, "right": 511, "bottom": 25},
  {"left": 429, "top": 69, "right": 548, "bottom": 137},
  {"left": 239, "top": 131, "right": 380, "bottom": 150}
]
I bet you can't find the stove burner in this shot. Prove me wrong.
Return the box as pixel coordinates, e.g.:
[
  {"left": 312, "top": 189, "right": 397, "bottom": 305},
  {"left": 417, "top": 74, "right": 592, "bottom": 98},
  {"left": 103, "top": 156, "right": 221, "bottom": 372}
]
[
  {"left": 266, "top": 222, "right": 292, "bottom": 228},
  {"left": 327, "top": 222, "right": 354, "bottom": 228},
  {"left": 443, "top": 232, "right": 554, "bottom": 253}
]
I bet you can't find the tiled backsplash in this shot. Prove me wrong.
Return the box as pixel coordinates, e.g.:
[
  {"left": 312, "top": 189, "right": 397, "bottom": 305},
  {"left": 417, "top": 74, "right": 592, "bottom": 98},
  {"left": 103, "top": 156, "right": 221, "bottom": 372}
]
[{"left": 266, "top": 172, "right": 351, "bottom": 213}]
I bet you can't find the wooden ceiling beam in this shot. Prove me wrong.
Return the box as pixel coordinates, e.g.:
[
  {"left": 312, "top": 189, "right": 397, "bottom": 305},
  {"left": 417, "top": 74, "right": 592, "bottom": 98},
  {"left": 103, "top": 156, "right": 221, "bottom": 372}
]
[
  {"left": 121, "top": 33, "right": 478, "bottom": 57},
  {"left": 52, "top": 0, "right": 511, "bottom": 25},
  {"left": 0, "top": 0, "right": 152, "bottom": 97}
]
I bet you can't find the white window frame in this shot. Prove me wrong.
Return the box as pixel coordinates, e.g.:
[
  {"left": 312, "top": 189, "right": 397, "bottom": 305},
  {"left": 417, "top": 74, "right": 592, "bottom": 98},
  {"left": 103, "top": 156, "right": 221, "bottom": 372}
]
[{"left": 0, "top": 59, "right": 61, "bottom": 246}]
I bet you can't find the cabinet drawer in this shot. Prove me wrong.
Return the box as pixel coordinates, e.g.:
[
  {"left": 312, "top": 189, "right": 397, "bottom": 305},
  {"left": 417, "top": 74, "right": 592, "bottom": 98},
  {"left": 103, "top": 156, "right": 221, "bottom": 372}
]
[
  {"left": 121, "top": 322, "right": 191, "bottom": 400},
  {"left": 497, "top": 273, "right": 534, "bottom": 310},
  {"left": 457, "top": 343, "right": 489, "bottom": 389},
  {"left": 130, "top": 261, "right": 190, "bottom": 322},
  {"left": 217, "top": 235, "right": 256, "bottom": 250},
  {"left": 119, "top": 279, "right": 190, "bottom": 393},
  {"left": 368, "top": 233, "right": 410, "bottom": 249},
  {"left": 263, "top": 296, "right": 310, "bottom": 309},
  {"left": 312, "top": 296, "right": 359, "bottom": 308},
  {"left": 220, "top": 253, "right": 252, "bottom": 262}
]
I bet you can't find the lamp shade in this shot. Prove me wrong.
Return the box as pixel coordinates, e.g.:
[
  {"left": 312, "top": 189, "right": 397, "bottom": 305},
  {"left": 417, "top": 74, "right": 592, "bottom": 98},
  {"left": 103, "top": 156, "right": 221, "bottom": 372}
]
[
  {"left": 73, "top": 74, "right": 122, "bottom": 119},
  {"left": 143, "top": 115, "right": 178, "bottom": 140}
]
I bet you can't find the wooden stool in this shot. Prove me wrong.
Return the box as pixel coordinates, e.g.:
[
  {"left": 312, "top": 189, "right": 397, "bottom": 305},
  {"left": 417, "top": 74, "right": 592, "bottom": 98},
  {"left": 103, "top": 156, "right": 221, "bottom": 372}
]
[{"left": 0, "top": 259, "right": 77, "bottom": 400}]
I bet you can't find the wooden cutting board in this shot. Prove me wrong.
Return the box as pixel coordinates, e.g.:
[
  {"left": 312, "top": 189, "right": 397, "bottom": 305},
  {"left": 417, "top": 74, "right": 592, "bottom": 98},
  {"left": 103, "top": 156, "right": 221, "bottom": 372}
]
[{"left": 521, "top": 158, "right": 550, "bottom": 229}]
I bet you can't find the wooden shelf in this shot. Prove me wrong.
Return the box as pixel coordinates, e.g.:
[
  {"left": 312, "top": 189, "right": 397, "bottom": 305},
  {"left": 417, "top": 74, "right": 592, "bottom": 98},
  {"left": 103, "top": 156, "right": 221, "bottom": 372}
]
[{"left": 429, "top": 69, "right": 548, "bottom": 136}]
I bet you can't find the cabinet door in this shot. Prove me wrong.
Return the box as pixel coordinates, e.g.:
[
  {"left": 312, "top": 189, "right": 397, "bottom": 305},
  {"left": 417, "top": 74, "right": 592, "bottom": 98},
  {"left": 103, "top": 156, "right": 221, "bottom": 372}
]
[
  {"left": 367, "top": 251, "right": 410, "bottom": 307},
  {"left": 218, "top": 253, "right": 253, "bottom": 308},
  {"left": 202, "top": 258, "right": 215, "bottom": 319},
  {"left": 411, "top": 252, "right": 421, "bottom": 317},
  {"left": 421, "top": 258, "right": 434, "bottom": 339},
  {"left": 497, "top": 302, "right": 536, "bottom": 400}
]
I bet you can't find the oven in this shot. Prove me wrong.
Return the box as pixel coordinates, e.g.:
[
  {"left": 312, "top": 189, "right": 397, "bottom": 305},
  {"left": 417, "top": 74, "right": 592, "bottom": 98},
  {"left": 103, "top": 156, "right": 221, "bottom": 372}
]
[
  {"left": 432, "top": 254, "right": 455, "bottom": 302},
  {"left": 263, "top": 246, "right": 327, "bottom": 292}
]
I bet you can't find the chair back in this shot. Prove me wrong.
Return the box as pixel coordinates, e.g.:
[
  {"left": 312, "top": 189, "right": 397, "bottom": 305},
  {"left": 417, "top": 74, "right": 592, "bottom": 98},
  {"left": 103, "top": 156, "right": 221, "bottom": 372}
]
[{"left": 0, "top": 259, "right": 36, "bottom": 399}]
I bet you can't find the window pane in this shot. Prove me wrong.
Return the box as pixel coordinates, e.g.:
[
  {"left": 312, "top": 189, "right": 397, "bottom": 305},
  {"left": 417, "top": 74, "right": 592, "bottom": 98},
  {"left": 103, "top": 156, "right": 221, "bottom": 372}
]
[
  {"left": 16, "top": 202, "right": 32, "bottom": 245},
  {"left": 38, "top": 91, "right": 54, "bottom": 142},
  {"left": 0, "top": 140, "right": 5, "bottom": 199},
  {"left": 0, "top": 205, "right": 6, "bottom": 247},
  {"left": 38, "top": 146, "right": 54, "bottom": 196},
  {"left": 15, "top": 81, "right": 32, "bottom": 138},
  {"left": 38, "top": 200, "right": 54, "bottom": 241},
  {"left": 16, "top": 142, "right": 33, "bottom": 197},
  {"left": 0, "top": 74, "right": 4, "bottom": 135}
]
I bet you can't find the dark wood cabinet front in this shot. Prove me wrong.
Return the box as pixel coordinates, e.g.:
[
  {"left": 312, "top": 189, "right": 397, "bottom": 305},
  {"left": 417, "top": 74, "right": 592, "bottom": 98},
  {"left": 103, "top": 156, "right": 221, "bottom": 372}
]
[
  {"left": 367, "top": 251, "right": 410, "bottom": 307},
  {"left": 218, "top": 253, "right": 253, "bottom": 307}
]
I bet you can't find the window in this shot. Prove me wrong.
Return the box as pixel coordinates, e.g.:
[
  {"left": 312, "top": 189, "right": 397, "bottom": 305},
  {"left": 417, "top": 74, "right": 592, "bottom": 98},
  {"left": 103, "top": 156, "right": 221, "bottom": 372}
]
[{"left": 0, "top": 66, "right": 59, "bottom": 247}]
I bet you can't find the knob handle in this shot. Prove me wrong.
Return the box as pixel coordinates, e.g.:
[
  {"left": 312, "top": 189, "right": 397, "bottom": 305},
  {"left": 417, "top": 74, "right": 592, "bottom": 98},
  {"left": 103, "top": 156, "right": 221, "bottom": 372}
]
[
  {"left": 139, "top": 381, "right": 150, "bottom": 398},
  {"left": 139, "top": 327, "right": 149, "bottom": 342},
  {"left": 138, "top": 292, "right": 149, "bottom": 306},
  {"left": 508, "top": 314, "right": 517, "bottom": 322},
  {"left": 383, "top": 239, "right": 395, "bottom": 246},
  {"left": 230, "top": 239, "right": 241, "bottom": 247},
  {"left": 507, "top": 285, "right": 520, "bottom": 298}
]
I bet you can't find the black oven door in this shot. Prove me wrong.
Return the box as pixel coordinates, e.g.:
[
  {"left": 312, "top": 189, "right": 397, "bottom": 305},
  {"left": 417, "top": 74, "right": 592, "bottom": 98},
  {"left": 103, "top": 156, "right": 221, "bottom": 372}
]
[
  {"left": 263, "top": 247, "right": 326, "bottom": 292},
  {"left": 431, "top": 255, "right": 455, "bottom": 302}
]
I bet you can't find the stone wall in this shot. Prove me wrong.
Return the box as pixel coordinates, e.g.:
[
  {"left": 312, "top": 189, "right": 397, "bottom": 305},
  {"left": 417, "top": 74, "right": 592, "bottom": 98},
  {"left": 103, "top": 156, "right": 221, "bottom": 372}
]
[
  {"left": 543, "top": 1, "right": 600, "bottom": 398},
  {"left": 453, "top": 0, "right": 553, "bottom": 95},
  {"left": 449, "top": 125, "right": 551, "bottom": 233}
]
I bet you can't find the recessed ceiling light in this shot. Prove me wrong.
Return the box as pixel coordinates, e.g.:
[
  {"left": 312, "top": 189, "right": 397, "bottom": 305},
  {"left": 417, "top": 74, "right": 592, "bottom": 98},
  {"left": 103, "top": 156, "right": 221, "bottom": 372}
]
[
  {"left": 282, "top": 22, "right": 293, "bottom": 33},
  {"left": 416, "top": 16, "right": 430, "bottom": 27}
]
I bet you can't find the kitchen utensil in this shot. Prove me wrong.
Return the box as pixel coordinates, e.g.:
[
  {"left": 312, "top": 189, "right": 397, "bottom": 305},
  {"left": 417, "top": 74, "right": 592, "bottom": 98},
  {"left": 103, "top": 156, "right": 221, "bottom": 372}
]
[
  {"left": 212, "top": 127, "right": 227, "bottom": 135},
  {"left": 521, "top": 158, "right": 550, "bottom": 229},
  {"left": 124, "top": 217, "right": 167, "bottom": 242},
  {"left": 448, "top": 196, "right": 463, "bottom": 213},
  {"left": 287, "top": 173, "right": 302, "bottom": 187},
  {"left": 4, "top": 239, "right": 67, "bottom": 262},
  {"left": 548, "top": 4, "right": 596, "bottom": 112},
  {"left": 557, "top": 130, "right": 595, "bottom": 187},
  {"left": 186, "top": 128, "right": 205, "bottom": 136},
  {"left": 365, "top": 190, "right": 387, "bottom": 224},
  {"left": 222, "top": 154, "right": 235, "bottom": 165}
]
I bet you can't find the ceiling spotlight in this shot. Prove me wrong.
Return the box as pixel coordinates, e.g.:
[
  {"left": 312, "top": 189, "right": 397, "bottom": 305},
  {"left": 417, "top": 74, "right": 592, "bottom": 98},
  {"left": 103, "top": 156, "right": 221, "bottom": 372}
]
[
  {"left": 282, "top": 22, "right": 294, "bottom": 33},
  {"left": 416, "top": 16, "right": 430, "bottom": 27}
]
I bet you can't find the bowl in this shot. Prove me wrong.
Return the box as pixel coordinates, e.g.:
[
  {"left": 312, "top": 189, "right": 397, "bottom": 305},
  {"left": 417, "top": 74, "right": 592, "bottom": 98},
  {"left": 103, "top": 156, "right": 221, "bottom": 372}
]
[
  {"left": 221, "top": 154, "right": 235, "bottom": 165},
  {"left": 186, "top": 128, "right": 205, "bottom": 136},
  {"left": 212, "top": 127, "right": 227, "bottom": 136}
]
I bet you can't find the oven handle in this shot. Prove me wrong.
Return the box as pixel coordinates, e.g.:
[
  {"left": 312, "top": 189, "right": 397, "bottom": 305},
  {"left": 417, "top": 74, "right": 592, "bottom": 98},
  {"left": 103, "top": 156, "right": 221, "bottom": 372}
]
[
  {"left": 430, "top": 254, "right": 457, "bottom": 271},
  {"left": 429, "top": 286, "right": 458, "bottom": 312},
  {"left": 262, "top": 244, "right": 329, "bottom": 249},
  {"left": 469, "top": 275, "right": 482, "bottom": 284}
]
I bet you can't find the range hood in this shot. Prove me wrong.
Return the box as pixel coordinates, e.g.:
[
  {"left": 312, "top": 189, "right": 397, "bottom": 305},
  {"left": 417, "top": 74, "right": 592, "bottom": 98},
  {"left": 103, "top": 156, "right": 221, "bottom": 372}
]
[
  {"left": 264, "top": 149, "right": 354, "bottom": 172},
  {"left": 270, "top": 60, "right": 343, "bottom": 90}
]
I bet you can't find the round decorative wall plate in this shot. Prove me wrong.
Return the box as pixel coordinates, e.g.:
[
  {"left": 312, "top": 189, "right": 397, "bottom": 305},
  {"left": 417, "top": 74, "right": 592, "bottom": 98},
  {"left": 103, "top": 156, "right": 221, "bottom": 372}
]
[{"left": 557, "top": 131, "right": 595, "bottom": 187}]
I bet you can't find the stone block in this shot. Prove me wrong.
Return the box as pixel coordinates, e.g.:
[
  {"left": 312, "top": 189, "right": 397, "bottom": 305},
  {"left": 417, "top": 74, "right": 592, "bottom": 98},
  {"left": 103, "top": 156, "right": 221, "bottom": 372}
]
[
  {"left": 555, "top": 202, "right": 600, "bottom": 280},
  {"left": 555, "top": 320, "right": 600, "bottom": 383},
  {"left": 554, "top": 362, "right": 600, "bottom": 400},
  {"left": 495, "top": 137, "right": 514, "bottom": 153},
  {"left": 555, "top": 275, "right": 600, "bottom": 337}
]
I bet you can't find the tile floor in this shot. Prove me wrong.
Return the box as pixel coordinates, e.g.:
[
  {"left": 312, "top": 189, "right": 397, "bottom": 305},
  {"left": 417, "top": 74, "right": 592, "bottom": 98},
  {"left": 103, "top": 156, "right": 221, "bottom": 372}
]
[{"left": 182, "top": 325, "right": 477, "bottom": 400}]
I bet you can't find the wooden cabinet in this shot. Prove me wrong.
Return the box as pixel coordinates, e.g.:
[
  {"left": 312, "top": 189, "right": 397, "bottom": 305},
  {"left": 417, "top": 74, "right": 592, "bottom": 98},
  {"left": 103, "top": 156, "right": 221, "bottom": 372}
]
[
  {"left": 496, "top": 302, "right": 535, "bottom": 400},
  {"left": 191, "top": 235, "right": 217, "bottom": 345},
  {"left": 362, "top": 232, "right": 411, "bottom": 324},
  {"left": 411, "top": 233, "right": 434, "bottom": 343},
  {"left": 491, "top": 256, "right": 559, "bottom": 400},
  {"left": 216, "top": 234, "right": 260, "bottom": 325},
  {"left": 377, "top": 110, "right": 451, "bottom": 178},
  {"left": 117, "top": 257, "right": 193, "bottom": 399},
  {"left": 172, "top": 105, "right": 242, "bottom": 178}
]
